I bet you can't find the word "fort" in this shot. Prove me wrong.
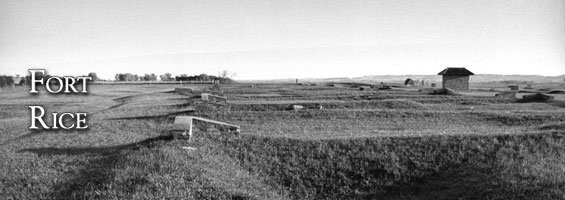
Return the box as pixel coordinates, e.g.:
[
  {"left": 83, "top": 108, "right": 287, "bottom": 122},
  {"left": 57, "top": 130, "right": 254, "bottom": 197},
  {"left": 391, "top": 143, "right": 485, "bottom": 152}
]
[{"left": 28, "top": 69, "right": 92, "bottom": 94}]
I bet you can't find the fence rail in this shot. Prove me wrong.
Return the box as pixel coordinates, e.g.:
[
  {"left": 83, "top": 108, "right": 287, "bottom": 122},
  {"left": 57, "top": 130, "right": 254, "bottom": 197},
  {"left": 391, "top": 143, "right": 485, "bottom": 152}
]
[{"left": 172, "top": 116, "right": 240, "bottom": 139}]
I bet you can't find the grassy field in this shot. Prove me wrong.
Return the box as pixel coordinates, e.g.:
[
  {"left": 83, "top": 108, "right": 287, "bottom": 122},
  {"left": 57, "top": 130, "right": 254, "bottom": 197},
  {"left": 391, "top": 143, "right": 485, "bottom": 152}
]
[{"left": 0, "top": 83, "right": 564, "bottom": 199}]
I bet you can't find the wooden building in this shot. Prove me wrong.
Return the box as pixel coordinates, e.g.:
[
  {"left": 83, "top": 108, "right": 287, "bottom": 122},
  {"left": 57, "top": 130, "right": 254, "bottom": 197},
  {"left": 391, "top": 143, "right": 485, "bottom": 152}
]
[{"left": 437, "top": 67, "right": 474, "bottom": 91}]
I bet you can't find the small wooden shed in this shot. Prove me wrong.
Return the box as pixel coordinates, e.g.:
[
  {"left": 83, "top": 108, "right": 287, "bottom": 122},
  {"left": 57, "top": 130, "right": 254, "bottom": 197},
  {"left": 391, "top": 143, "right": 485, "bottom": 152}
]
[{"left": 437, "top": 67, "right": 474, "bottom": 91}]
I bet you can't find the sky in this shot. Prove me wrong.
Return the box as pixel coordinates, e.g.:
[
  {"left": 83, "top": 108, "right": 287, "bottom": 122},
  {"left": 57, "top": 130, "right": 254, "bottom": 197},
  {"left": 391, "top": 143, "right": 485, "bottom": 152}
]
[{"left": 0, "top": 0, "right": 564, "bottom": 80}]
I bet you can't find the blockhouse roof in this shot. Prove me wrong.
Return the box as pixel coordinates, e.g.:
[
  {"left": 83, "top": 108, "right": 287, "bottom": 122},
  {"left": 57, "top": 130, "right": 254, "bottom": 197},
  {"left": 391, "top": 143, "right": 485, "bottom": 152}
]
[{"left": 437, "top": 67, "right": 474, "bottom": 76}]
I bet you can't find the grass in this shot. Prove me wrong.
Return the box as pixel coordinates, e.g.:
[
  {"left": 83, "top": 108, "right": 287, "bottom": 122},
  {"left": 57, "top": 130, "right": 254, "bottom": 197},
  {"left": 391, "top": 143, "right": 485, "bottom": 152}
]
[
  {"left": 0, "top": 83, "right": 564, "bottom": 199},
  {"left": 215, "top": 132, "right": 564, "bottom": 199}
]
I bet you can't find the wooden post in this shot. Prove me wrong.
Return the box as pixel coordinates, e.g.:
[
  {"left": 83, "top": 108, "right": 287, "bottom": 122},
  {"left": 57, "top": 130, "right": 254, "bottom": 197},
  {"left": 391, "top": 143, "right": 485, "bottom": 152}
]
[
  {"left": 173, "top": 116, "right": 194, "bottom": 140},
  {"left": 187, "top": 117, "right": 193, "bottom": 138},
  {"left": 201, "top": 93, "right": 210, "bottom": 101}
]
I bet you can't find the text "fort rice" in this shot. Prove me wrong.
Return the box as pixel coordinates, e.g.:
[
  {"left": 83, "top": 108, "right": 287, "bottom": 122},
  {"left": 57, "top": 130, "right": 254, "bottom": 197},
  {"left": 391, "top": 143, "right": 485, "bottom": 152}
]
[{"left": 28, "top": 69, "right": 91, "bottom": 130}]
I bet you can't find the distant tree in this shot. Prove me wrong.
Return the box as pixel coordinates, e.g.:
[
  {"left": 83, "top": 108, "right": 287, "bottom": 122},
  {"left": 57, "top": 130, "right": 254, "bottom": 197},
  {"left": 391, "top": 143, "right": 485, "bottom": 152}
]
[
  {"left": 173, "top": 72, "right": 236, "bottom": 83},
  {"left": 175, "top": 74, "right": 198, "bottom": 81},
  {"left": 88, "top": 72, "right": 99, "bottom": 81},
  {"left": 217, "top": 70, "right": 236, "bottom": 84},
  {"left": 160, "top": 73, "right": 173, "bottom": 81},
  {"left": 0, "top": 76, "right": 4, "bottom": 93},
  {"left": 141, "top": 73, "right": 157, "bottom": 81},
  {"left": 0, "top": 75, "right": 14, "bottom": 93},
  {"left": 115, "top": 73, "right": 127, "bottom": 81},
  {"left": 115, "top": 73, "right": 141, "bottom": 81},
  {"left": 0, "top": 76, "right": 5, "bottom": 88},
  {"left": 199, "top": 74, "right": 210, "bottom": 81},
  {"left": 0, "top": 75, "right": 14, "bottom": 86},
  {"left": 130, "top": 74, "right": 137, "bottom": 81}
]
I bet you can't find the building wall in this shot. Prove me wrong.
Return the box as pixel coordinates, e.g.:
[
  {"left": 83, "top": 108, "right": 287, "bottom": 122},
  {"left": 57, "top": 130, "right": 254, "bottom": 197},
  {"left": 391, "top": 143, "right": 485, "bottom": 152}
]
[{"left": 442, "top": 75, "right": 470, "bottom": 91}]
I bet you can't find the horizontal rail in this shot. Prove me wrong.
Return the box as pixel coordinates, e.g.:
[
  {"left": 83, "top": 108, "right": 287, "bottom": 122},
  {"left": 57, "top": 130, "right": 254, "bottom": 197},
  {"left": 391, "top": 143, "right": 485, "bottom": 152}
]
[
  {"left": 172, "top": 116, "right": 240, "bottom": 138},
  {"left": 190, "top": 116, "right": 239, "bottom": 129}
]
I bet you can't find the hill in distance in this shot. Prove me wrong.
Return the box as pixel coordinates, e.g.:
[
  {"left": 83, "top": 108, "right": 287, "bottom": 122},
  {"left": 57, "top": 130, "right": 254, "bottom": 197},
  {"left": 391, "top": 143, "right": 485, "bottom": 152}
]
[{"left": 244, "top": 74, "right": 565, "bottom": 84}]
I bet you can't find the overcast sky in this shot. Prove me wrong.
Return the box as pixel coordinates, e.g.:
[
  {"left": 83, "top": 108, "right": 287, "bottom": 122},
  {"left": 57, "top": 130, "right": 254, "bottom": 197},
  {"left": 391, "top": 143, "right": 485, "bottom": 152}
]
[{"left": 1, "top": 0, "right": 564, "bottom": 80}]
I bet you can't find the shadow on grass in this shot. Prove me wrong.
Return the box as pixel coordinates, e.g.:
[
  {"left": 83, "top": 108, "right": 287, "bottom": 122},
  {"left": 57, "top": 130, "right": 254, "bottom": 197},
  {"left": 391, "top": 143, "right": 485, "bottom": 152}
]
[
  {"left": 550, "top": 101, "right": 565, "bottom": 108},
  {"left": 365, "top": 165, "right": 550, "bottom": 200},
  {"left": 215, "top": 133, "right": 565, "bottom": 200},
  {"left": 1, "top": 126, "right": 87, "bottom": 146},
  {"left": 0, "top": 131, "right": 34, "bottom": 146},
  {"left": 17, "top": 134, "right": 175, "bottom": 199},
  {"left": 13, "top": 132, "right": 565, "bottom": 199},
  {"left": 104, "top": 109, "right": 195, "bottom": 120},
  {"left": 98, "top": 94, "right": 139, "bottom": 111},
  {"left": 18, "top": 134, "right": 174, "bottom": 156},
  {"left": 0, "top": 109, "right": 96, "bottom": 145}
]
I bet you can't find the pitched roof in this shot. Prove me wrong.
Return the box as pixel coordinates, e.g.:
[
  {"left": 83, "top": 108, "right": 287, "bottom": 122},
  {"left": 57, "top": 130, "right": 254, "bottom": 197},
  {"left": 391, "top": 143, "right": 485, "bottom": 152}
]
[{"left": 437, "top": 67, "right": 474, "bottom": 76}]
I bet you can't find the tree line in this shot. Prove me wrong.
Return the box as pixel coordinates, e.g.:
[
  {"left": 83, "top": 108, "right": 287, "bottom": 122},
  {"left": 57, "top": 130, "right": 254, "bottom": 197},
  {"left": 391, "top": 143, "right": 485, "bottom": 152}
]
[
  {"left": 0, "top": 70, "right": 235, "bottom": 87},
  {"left": 114, "top": 71, "right": 235, "bottom": 83},
  {"left": 0, "top": 75, "right": 16, "bottom": 87},
  {"left": 114, "top": 73, "right": 158, "bottom": 82},
  {"left": 0, "top": 72, "right": 99, "bottom": 87}
]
